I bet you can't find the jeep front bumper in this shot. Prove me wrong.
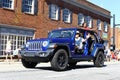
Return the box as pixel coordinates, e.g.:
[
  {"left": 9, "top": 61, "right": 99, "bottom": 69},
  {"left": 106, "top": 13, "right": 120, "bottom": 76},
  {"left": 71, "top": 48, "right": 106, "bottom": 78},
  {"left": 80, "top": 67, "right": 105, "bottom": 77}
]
[{"left": 20, "top": 49, "right": 54, "bottom": 62}]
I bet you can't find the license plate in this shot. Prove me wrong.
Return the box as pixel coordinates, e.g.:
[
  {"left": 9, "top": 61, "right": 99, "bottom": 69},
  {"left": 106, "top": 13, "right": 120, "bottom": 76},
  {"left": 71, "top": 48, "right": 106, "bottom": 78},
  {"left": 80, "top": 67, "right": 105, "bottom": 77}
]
[{"left": 24, "top": 52, "right": 35, "bottom": 57}]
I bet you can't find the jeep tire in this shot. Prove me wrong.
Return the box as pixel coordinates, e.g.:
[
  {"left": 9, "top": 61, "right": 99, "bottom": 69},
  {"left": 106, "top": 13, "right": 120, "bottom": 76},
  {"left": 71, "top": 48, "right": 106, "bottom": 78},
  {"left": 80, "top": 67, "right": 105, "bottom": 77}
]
[
  {"left": 51, "top": 49, "right": 68, "bottom": 71},
  {"left": 21, "top": 59, "right": 38, "bottom": 68},
  {"left": 94, "top": 51, "right": 104, "bottom": 67}
]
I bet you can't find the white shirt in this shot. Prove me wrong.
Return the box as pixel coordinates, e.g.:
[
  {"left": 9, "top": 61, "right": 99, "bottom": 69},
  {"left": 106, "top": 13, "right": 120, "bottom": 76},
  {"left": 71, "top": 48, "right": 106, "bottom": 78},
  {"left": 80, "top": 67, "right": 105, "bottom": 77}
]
[
  {"left": 6, "top": 41, "right": 12, "bottom": 53},
  {"left": 75, "top": 37, "right": 85, "bottom": 49}
]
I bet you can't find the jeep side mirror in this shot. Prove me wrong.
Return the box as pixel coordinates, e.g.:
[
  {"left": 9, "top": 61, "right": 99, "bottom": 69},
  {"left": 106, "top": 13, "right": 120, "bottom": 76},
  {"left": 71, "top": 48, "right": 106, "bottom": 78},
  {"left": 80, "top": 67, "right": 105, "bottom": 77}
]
[{"left": 48, "top": 31, "right": 50, "bottom": 37}]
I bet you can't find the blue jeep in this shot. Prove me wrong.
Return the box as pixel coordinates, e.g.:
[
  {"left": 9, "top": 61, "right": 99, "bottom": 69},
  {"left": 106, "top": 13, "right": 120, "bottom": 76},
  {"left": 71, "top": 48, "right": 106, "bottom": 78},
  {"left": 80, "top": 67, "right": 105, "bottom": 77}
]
[{"left": 20, "top": 28, "right": 105, "bottom": 71}]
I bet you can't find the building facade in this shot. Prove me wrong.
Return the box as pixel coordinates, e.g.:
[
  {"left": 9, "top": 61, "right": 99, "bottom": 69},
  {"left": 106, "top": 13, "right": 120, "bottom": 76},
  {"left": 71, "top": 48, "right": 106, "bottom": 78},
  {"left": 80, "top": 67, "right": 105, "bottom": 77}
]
[
  {"left": 110, "top": 27, "right": 120, "bottom": 50},
  {"left": 0, "top": 0, "right": 111, "bottom": 56}
]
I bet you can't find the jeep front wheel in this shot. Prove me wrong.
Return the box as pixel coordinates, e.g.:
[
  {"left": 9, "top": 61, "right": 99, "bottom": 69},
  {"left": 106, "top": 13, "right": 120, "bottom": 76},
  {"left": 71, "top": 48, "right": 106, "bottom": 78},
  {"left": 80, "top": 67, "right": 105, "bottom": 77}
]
[
  {"left": 21, "top": 59, "right": 38, "bottom": 68},
  {"left": 51, "top": 49, "right": 68, "bottom": 71},
  {"left": 94, "top": 51, "right": 104, "bottom": 67}
]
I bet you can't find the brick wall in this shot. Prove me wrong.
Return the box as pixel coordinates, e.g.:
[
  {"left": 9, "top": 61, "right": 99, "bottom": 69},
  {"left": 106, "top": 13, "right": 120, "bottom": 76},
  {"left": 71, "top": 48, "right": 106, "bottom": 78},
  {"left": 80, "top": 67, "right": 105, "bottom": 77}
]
[
  {"left": 111, "top": 28, "right": 120, "bottom": 50},
  {"left": 0, "top": 0, "right": 111, "bottom": 40}
]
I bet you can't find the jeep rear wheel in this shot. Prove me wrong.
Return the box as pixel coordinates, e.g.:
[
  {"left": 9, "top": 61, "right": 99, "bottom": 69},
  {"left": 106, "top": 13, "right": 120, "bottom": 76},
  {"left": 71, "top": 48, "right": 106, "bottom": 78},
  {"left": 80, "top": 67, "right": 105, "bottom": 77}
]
[
  {"left": 21, "top": 59, "right": 38, "bottom": 68},
  {"left": 94, "top": 51, "right": 104, "bottom": 67},
  {"left": 51, "top": 49, "right": 68, "bottom": 71}
]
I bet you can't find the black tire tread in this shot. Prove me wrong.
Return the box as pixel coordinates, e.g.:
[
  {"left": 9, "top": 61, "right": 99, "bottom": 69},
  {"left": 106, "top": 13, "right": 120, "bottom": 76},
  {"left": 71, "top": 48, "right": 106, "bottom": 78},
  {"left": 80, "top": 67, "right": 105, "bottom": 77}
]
[
  {"left": 94, "top": 51, "right": 104, "bottom": 67},
  {"left": 21, "top": 59, "right": 38, "bottom": 68},
  {"left": 51, "top": 49, "right": 68, "bottom": 71}
]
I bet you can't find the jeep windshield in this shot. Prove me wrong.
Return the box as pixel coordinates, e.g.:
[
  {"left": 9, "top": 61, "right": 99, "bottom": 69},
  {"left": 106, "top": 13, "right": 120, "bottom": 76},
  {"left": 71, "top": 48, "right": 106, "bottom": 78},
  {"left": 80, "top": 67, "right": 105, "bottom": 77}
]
[{"left": 49, "top": 30, "right": 75, "bottom": 38}]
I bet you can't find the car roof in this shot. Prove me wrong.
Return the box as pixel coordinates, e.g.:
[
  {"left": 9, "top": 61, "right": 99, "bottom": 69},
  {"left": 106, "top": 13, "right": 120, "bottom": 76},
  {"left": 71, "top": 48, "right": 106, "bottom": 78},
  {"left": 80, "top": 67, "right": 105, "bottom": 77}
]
[
  {"left": 52, "top": 28, "right": 77, "bottom": 31},
  {"left": 52, "top": 27, "right": 96, "bottom": 33}
]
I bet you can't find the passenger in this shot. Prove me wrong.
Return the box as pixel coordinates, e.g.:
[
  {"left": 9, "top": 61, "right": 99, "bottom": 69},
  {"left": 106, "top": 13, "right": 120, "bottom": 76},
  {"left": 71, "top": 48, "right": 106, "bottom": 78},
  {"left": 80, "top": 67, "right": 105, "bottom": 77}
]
[
  {"left": 75, "top": 31, "right": 85, "bottom": 50},
  {"left": 83, "top": 31, "right": 91, "bottom": 55},
  {"left": 75, "top": 31, "right": 90, "bottom": 54},
  {"left": 82, "top": 22, "right": 90, "bottom": 30},
  {"left": 81, "top": 22, "right": 97, "bottom": 31}
]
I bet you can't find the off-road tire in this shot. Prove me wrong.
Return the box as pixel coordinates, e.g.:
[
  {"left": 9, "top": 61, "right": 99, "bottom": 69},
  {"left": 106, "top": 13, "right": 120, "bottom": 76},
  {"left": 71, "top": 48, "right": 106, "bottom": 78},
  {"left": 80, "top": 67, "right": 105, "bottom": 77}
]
[
  {"left": 21, "top": 59, "right": 38, "bottom": 68},
  {"left": 94, "top": 51, "right": 104, "bottom": 67},
  {"left": 51, "top": 49, "right": 68, "bottom": 71}
]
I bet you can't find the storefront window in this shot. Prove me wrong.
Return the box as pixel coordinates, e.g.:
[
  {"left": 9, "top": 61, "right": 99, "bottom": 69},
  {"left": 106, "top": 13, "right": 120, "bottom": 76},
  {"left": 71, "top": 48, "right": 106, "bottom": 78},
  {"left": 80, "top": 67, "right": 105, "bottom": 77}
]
[{"left": 0, "top": 33, "right": 33, "bottom": 56}]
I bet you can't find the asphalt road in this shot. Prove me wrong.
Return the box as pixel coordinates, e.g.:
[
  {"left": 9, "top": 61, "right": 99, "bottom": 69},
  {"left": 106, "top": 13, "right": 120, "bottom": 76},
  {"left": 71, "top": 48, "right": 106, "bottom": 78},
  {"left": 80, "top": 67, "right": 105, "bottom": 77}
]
[{"left": 0, "top": 61, "right": 120, "bottom": 80}]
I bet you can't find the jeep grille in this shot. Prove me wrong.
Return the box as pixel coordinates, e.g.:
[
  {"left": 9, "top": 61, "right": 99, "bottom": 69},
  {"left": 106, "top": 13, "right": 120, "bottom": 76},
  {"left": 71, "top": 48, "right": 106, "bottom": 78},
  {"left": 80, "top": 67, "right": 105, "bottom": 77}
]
[{"left": 28, "top": 41, "right": 43, "bottom": 50}]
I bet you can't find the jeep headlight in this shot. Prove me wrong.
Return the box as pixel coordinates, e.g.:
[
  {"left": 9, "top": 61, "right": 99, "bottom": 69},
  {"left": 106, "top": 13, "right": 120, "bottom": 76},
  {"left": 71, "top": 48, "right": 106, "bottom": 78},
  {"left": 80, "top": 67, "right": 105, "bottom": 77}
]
[
  {"left": 42, "top": 41, "right": 49, "bottom": 47},
  {"left": 49, "top": 44, "right": 57, "bottom": 48},
  {"left": 26, "top": 42, "right": 30, "bottom": 48}
]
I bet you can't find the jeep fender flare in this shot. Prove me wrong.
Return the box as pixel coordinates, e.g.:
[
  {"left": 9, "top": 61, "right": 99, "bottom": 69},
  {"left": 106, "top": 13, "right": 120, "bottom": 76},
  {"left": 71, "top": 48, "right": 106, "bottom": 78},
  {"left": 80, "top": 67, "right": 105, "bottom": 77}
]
[
  {"left": 92, "top": 47, "right": 105, "bottom": 58},
  {"left": 53, "top": 43, "right": 71, "bottom": 57}
]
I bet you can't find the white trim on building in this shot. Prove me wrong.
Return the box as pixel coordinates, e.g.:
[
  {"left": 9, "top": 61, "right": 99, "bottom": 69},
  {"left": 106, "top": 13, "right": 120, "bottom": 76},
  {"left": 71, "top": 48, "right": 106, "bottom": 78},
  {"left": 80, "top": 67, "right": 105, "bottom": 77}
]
[{"left": 2, "top": 0, "right": 14, "bottom": 10}]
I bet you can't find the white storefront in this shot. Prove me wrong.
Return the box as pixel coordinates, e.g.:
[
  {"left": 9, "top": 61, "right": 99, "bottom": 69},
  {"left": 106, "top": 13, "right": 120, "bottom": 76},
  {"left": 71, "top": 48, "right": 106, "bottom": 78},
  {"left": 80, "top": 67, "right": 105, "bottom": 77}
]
[{"left": 0, "top": 24, "right": 35, "bottom": 56}]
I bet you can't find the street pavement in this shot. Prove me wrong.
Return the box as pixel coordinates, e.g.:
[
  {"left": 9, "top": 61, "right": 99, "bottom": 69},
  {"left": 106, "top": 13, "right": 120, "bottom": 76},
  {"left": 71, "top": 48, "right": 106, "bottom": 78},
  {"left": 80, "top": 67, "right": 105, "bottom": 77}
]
[{"left": 0, "top": 61, "right": 120, "bottom": 80}]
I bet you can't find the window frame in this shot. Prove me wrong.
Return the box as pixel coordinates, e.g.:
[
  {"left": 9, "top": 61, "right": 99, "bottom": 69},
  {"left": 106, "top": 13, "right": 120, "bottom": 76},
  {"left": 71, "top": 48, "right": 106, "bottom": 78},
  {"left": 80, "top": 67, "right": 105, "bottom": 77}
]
[
  {"left": 2, "top": 0, "right": 15, "bottom": 10},
  {"left": 0, "top": 0, "right": 2, "bottom": 7},
  {"left": 86, "top": 16, "right": 93, "bottom": 28},
  {"left": 22, "top": 0, "right": 38, "bottom": 15},
  {"left": 78, "top": 13, "right": 84, "bottom": 26},
  {"left": 63, "top": 8, "right": 72, "bottom": 23},
  {"left": 104, "top": 22, "right": 108, "bottom": 32},
  {"left": 97, "top": 19, "right": 102, "bottom": 30},
  {"left": 49, "top": 4, "right": 60, "bottom": 20}
]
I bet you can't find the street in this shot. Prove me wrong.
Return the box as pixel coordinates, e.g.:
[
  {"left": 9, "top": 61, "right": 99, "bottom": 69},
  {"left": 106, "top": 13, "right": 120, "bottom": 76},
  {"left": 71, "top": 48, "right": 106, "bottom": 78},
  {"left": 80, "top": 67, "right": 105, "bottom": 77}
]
[{"left": 0, "top": 61, "right": 120, "bottom": 80}]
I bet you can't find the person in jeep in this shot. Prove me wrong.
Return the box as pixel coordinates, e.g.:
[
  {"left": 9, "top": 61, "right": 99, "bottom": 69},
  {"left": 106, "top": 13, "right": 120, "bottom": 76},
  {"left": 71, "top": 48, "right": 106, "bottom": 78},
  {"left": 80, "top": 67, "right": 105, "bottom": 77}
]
[
  {"left": 75, "top": 30, "right": 91, "bottom": 54},
  {"left": 75, "top": 31, "right": 85, "bottom": 50}
]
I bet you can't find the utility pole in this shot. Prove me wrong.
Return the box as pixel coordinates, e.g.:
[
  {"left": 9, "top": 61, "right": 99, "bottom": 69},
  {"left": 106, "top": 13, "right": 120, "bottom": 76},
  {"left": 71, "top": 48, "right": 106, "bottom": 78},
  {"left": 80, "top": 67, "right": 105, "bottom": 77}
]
[
  {"left": 113, "top": 14, "right": 115, "bottom": 50},
  {"left": 111, "top": 14, "right": 120, "bottom": 51}
]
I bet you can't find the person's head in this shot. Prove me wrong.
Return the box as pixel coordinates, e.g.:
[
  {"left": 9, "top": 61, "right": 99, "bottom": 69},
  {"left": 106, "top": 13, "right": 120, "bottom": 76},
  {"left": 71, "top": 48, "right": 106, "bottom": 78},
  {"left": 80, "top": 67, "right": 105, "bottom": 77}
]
[
  {"left": 82, "top": 22, "right": 87, "bottom": 28},
  {"left": 75, "top": 31, "right": 80, "bottom": 38}
]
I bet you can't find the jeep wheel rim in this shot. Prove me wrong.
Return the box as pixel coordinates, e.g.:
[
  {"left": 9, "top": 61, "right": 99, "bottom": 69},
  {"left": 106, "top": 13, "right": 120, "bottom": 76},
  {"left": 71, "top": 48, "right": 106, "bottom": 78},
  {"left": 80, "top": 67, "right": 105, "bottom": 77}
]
[
  {"left": 98, "top": 54, "right": 104, "bottom": 65},
  {"left": 57, "top": 53, "right": 66, "bottom": 67}
]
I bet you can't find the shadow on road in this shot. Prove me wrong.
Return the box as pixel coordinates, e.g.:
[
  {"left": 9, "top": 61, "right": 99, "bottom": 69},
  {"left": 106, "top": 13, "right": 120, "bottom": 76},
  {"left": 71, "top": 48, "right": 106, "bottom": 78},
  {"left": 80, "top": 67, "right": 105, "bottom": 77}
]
[{"left": 35, "top": 64, "right": 107, "bottom": 71}]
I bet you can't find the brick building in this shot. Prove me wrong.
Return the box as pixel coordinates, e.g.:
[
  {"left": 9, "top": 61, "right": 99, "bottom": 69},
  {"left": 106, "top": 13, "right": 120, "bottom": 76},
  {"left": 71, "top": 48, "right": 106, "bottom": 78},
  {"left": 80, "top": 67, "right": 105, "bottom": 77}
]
[
  {"left": 111, "top": 27, "right": 120, "bottom": 50},
  {"left": 0, "top": 0, "right": 111, "bottom": 56}
]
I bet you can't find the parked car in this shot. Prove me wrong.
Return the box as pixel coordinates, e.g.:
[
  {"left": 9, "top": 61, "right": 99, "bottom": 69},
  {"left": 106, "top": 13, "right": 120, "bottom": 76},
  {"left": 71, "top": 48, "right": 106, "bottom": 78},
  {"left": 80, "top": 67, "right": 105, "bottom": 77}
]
[{"left": 20, "top": 28, "right": 105, "bottom": 71}]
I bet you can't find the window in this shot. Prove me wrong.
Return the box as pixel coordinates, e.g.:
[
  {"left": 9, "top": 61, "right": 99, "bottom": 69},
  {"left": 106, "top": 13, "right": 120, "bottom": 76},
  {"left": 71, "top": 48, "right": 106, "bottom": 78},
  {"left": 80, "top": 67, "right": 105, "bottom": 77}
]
[
  {"left": 86, "top": 16, "right": 92, "bottom": 28},
  {"left": 0, "top": 33, "right": 33, "bottom": 56},
  {"left": 49, "top": 4, "right": 60, "bottom": 20},
  {"left": 104, "top": 22, "right": 108, "bottom": 32},
  {"left": 78, "top": 13, "right": 84, "bottom": 26},
  {"left": 0, "top": 0, "right": 2, "bottom": 7},
  {"left": 2, "top": 0, "right": 14, "bottom": 10},
  {"left": 63, "top": 8, "right": 72, "bottom": 23},
  {"left": 22, "top": 0, "right": 38, "bottom": 15},
  {"left": 97, "top": 19, "right": 102, "bottom": 30}
]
